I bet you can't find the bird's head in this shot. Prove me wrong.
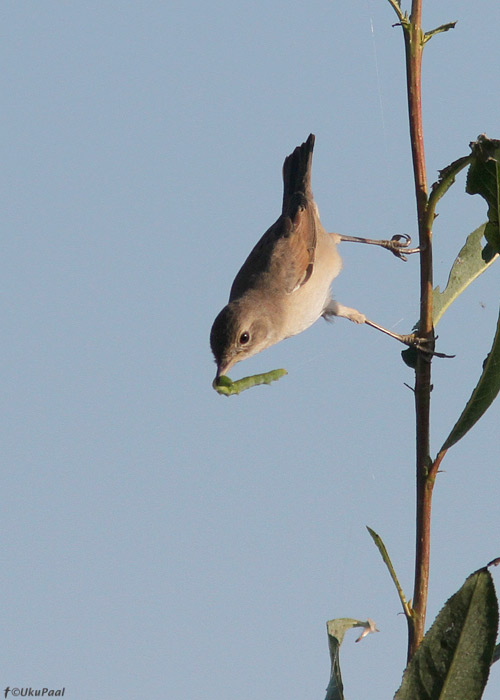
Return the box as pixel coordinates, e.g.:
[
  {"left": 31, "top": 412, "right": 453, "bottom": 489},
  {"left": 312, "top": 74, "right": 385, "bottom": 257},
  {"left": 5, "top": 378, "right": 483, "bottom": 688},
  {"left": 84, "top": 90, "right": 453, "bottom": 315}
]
[{"left": 210, "top": 298, "right": 276, "bottom": 378}]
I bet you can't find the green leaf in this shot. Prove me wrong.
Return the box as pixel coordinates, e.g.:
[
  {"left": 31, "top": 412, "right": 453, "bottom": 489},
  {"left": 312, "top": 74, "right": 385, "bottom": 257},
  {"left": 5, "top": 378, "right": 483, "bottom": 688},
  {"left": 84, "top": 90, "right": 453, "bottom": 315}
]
[
  {"left": 492, "top": 643, "right": 500, "bottom": 665},
  {"left": 467, "top": 135, "right": 500, "bottom": 259},
  {"left": 325, "top": 618, "right": 378, "bottom": 700},
  {"left": 402, "top": 139, "right": 500, "bottom": 367},
  {"left": 428, "top": 155, "right": 472, "bottom": 219},
  {"left": 441, "top": 306, "right": 500, "bottom": 451},
  {"left": 423, "top": 22, "right": 457, "bottom": 43},
  {"left": 394, "top": 568, "right": 498, "bottom": 700},
  {"left": 367, "top": 527, "right": 410, "bottom": 617},
  {"left": 433, "top": 224, "right": 498, "bottom": 327},
  {"left": 212, "top": 368, "right": 287, "bottom": 396},
  {"left": 401, "top": 224, "right": 498, "bottom": 368},
  {"left": 430, "top": 142, "right": 500, "bottom": 448}
]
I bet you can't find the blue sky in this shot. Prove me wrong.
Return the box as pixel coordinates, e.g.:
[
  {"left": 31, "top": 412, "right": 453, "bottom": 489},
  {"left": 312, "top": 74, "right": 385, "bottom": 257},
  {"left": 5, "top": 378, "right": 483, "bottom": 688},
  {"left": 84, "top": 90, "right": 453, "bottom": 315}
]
[{"left": 2, "top": 2, "right": 500, "bottom": 699}]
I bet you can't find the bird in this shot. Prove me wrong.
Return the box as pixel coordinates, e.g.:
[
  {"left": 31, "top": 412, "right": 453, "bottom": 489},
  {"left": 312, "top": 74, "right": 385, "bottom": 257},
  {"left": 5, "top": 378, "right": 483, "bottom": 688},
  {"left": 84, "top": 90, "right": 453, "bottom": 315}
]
[{"left": 210, "top": 134, "right": 421, "bottom": 379}]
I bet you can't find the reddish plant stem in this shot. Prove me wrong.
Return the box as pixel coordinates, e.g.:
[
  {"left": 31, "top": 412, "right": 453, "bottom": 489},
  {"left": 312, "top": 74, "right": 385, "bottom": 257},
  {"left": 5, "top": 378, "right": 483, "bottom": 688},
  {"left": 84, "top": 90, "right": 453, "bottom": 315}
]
[{"left": 403, "top": 0, "right": 436, "bottom": 662}]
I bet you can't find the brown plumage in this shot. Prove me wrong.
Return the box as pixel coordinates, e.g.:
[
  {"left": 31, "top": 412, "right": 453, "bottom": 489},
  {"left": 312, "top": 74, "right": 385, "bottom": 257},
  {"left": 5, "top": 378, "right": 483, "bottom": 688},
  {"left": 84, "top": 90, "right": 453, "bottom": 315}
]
[{"left": 211, "top": 134, "right": 342, "bottom": 377}]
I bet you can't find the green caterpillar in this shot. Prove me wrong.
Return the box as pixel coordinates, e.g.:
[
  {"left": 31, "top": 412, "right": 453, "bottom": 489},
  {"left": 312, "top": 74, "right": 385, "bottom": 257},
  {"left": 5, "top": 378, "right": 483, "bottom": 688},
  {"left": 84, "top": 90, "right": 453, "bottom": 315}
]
[{"left": 213, "top": 369, "right": 288, "bottom": 396}]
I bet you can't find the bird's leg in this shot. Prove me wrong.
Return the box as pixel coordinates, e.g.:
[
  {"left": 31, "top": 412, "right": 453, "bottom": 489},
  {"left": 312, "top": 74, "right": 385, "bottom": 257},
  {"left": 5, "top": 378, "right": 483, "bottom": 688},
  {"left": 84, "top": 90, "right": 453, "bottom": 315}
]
[
  {"left": 324, "top": 302, "right": 453, "bottom": 357},
  {"left": 363, "top": 318, "right": 430, "bottom": 352},
  {"left": 334, "top": 233, "right": 420, "bottom": 261}
]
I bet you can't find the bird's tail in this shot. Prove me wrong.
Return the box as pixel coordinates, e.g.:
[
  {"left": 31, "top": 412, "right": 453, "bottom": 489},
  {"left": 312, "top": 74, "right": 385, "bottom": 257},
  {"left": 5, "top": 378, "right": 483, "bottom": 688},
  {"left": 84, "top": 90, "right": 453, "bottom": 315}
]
[{"left": 281, "top": 133, "right": 315, "bottom": 215}]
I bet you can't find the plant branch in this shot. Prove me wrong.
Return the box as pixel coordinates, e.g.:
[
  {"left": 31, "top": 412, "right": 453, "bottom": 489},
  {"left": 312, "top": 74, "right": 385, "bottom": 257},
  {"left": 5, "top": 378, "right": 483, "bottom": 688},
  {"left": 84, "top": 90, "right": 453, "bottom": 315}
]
[
  {"left": 386, "top": 0, "right": 405, "bottom": 23},
  {"left": 401, "top": 0, "right": 436, "bottom": 662}
]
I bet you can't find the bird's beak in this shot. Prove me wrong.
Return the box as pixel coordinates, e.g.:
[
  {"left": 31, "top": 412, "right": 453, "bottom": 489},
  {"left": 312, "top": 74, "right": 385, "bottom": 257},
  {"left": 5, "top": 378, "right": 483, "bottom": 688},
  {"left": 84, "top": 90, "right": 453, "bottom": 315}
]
[{"left": 216, "top": 356, "right": 236, "bottom": 379}]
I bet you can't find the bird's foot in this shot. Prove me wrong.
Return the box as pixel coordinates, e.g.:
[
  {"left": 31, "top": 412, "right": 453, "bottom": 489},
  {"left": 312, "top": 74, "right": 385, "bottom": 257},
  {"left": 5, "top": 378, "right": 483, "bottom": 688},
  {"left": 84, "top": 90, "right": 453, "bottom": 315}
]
[
  {"left": 382, "top": 235, "right": 420, "bottom": 261},
  {"left": 399, "top": 333, "right": 455, "bottom": 359}
]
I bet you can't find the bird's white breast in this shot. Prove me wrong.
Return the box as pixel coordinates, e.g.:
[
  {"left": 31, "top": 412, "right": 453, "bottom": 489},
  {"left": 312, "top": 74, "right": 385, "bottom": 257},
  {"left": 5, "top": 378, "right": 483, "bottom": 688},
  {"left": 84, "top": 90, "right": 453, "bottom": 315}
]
[{"left": 282, "top": 230, "right": 342, "bottom": 338}]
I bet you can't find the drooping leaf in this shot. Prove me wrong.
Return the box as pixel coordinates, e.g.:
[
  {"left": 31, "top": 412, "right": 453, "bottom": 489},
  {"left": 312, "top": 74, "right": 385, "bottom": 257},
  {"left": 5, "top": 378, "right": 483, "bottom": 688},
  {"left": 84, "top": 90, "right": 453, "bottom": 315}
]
[
  {"left": 492, "top": 643, "right": 500, "bottom": 665},
  {"left": 440, "top": 307, "right": 500, "bottom": 451},
  {"left": 394, "top": 568, "right": 498, "bottom": 700},
  {"left": 212, "top": 368, "right": 287, "bottom": 396},
  {"left": 433, "top": 224, "right": 498, "bottom": 327},
  {"left": 325, "top": 618, "right": 378, "bottom": 700},
  {"left": 367, "top": 527, "right": 410, "bottom": 616},
  {"left": 467, "top": 135, "right": 500, "bottom": 260}
]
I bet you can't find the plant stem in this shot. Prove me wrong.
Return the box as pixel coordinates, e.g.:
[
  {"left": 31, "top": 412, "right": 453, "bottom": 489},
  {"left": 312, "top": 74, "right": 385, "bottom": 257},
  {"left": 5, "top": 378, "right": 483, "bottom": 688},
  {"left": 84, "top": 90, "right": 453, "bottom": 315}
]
[{"left": 402, "top": 0, "right": 436, "bottom": 661}]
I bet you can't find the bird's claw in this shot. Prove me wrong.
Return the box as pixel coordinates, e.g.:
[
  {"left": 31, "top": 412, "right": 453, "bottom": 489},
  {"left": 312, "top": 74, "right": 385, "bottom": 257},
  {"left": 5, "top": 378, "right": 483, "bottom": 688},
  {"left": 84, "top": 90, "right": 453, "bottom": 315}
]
[
  {"left": 386, "top": 234, "right": 420, "bottom": 261},
  {"left": 402, "top": 333, "right": 455, "bottom": 359}
]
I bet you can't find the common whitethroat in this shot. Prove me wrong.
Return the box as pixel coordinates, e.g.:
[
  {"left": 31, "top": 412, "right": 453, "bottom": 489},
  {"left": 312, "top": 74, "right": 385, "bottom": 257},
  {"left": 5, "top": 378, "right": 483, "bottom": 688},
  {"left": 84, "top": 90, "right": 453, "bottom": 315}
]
[{"left": 210, "top": 134, "right": 423, "bottom": 379}]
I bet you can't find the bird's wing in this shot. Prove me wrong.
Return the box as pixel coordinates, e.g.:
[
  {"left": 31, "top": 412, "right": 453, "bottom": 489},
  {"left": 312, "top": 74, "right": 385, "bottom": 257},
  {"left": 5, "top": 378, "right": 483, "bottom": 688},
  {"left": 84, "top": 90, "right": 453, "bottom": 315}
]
[
  {"left": 275, "top": 201, "right": 316, "bottom": 293},
  {"left": 229, "top": 202, "right": 317, "bottom": 300}
]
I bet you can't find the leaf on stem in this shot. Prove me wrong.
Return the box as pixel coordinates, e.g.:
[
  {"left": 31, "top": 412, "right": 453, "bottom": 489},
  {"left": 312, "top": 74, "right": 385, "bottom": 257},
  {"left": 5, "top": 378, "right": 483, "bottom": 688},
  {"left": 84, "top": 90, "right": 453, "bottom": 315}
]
[
  {"left": 440, "top": 306, "right": 500, "bottom": 451},
  {"left": 423, "top": 22, "right": 457, "bottom": 43},
  {"left": 428, "top": 143, "right": 499, "bottom": 326},
  {"left": 325, "top": 618, "right": 378, "bottom": 700},
  {"left": 433, "top": 224, "right": 497, "bottom": 327},
  {"left": 419, "top": 140, "right": 500, "bottom": 329},
  {"left": 433, "top": 139, "right": 500, "bottom": 449},
  {"left": 467, "top": 135, "right": 500, "bottom": 261},
  {"left": 401, "top": 147, "right": 496, "bottom": 367},
  {"left": 394, "top": 568, "right": 498, "bottom": 700},
  {"left": 366, "top": 527, "right": 411, "bottom": 618},
  {"left": 428, "top": 155, "right": 472, "bottom": 219}
]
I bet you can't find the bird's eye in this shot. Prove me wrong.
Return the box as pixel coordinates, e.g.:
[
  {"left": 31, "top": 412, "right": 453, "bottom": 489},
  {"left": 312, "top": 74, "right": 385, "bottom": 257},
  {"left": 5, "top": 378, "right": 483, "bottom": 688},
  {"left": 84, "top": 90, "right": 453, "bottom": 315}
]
[{"left": 239, "top": 332, "right": 250, "bottom": 345}]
